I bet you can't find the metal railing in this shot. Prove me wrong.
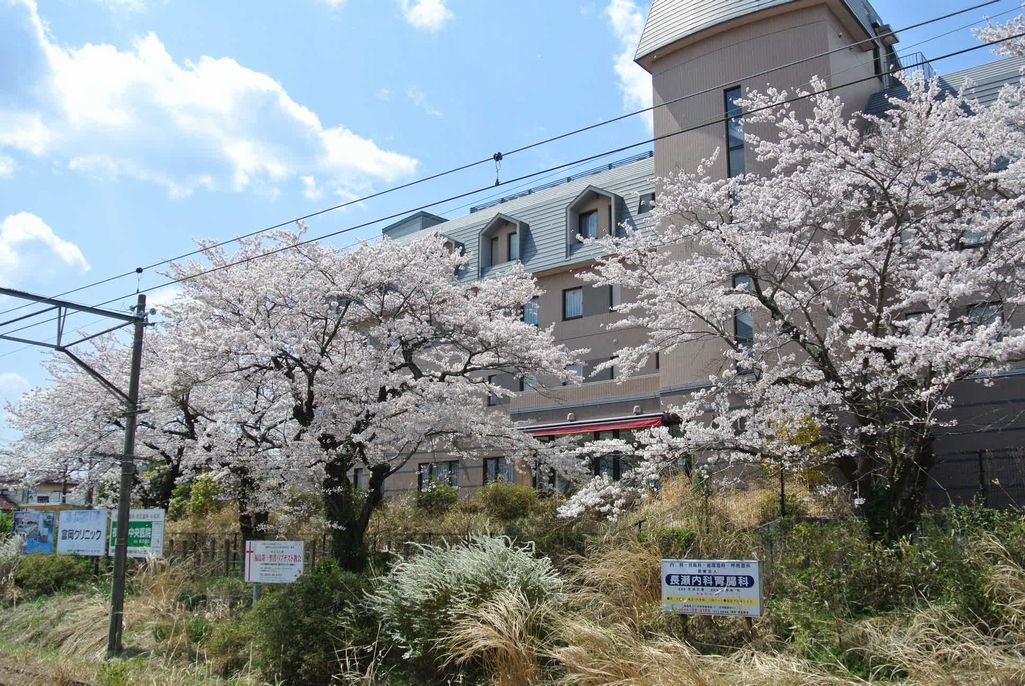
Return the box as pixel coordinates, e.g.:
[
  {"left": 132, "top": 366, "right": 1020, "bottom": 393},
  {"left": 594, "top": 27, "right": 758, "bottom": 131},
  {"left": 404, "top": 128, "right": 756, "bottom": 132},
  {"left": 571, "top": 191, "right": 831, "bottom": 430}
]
[{"left": 470, "top": 151, "right": 654, "bottom": 213}]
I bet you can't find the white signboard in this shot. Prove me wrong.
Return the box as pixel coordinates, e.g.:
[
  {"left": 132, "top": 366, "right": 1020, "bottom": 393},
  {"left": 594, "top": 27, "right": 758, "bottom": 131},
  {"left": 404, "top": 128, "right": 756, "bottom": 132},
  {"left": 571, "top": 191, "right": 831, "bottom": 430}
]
[
  {"left": 244, "top": 540, "right": 304, "bottom": 584},
  {"left": 109, "top": 508, "right": 165, "bottom": 558},
  {"left": 661, "top": 559, "right": 762, "bottom": 617},
  {"left": 57, "top": 510, "right": 107, "bottom": 556}
]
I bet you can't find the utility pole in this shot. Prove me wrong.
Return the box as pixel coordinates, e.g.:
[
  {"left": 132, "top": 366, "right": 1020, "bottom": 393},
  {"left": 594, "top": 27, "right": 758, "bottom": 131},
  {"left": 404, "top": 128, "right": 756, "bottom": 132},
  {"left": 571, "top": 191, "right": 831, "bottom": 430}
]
[
  {"left": 0, "top": 286, "right": 149, "bottom": 657},
  {"left": 106, "top": 293, "right": 146, "bottom": 657}
]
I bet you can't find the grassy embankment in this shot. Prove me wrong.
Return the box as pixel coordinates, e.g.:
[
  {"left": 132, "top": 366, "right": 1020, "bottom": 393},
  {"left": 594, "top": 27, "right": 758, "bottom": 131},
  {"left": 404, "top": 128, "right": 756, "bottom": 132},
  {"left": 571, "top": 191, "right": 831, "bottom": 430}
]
[{"left": 0, "top": 477, "right": 1022, "bottom": 685}]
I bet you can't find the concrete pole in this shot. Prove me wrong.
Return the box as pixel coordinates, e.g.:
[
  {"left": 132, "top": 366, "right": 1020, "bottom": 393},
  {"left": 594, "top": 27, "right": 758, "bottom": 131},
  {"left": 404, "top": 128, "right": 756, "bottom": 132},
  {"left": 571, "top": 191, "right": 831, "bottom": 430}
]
[{"left": 106, "top": 293, "right": 146, "bottom": 658}]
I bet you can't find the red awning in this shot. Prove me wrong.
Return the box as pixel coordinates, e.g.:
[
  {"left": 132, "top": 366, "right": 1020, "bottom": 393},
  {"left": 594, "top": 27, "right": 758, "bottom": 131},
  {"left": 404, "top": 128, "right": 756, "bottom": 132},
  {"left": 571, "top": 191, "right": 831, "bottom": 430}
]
[{"left": 523, "top": 415, "right": 663, "bottom": 438}]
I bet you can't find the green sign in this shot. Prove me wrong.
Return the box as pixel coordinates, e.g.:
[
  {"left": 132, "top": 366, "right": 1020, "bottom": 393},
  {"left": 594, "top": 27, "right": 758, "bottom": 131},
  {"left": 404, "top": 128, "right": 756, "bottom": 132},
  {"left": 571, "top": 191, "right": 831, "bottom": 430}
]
[
  {"left": 108, "top": 508, "right": 165, "bottom": 558},
  {"left": 109, "top": 521, "right": 153, "bottom": 548}
]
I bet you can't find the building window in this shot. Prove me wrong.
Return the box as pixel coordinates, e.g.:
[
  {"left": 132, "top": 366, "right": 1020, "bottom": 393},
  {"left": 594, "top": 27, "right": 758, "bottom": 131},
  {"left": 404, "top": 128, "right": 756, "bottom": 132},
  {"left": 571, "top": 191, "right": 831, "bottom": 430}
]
[
  {"left": 724, "top": 86, "right": 745, "bottom": 177},
  {"left": 483, "top": 457, "right": 513, "bottom": 485},
  {"left": 418, "top": 461, "right": 458, "bottom": 491},
  {"left": 610, "top": 285, "right": 622, "bottom": 310},
  {"left": 968, "top": 302, "right": 1003, "bottom": 333},
  {"left": 521, "top": 373, "right": 538, "bottom": 391},
  {"left": 563, "top": 287, "right": 583, "bottom": 320},
  {"left": 609, "top": 356, "right": 618, "bottom": 380},
  {"left": 638, "top": 192, "right": 656, "bottom": 214},
  {"left": 654, "top": 351, "right": 660, "bottom": 370},
  {"left": 36, "top": 495, "right": 50, "bottom": 504},
  {"left": 352, "top": 467, "right": 364, "bottom": 490},
  {"left": 578, "top": 210, "right": 598, "bottom": 240},
  {"left": 490, "top": 235, "right": 500, "bottom": 265},
  {"left": 591, "top": 454, "right": 621, "bottom": 480},
  {"left": 733, "top": 274, "right": 754, "bottom": 349},
  {"left": 507, "top": 232, "right": 519, "bottom": 261},
  {"left": 522, "top": 296, "right": 540, "bottom": 326},
  {"left": 487, "top": 374, "right": 499, "bottom": 406},
  {"left": 563, "top": 363, "right": 584, "bottom": 385}
]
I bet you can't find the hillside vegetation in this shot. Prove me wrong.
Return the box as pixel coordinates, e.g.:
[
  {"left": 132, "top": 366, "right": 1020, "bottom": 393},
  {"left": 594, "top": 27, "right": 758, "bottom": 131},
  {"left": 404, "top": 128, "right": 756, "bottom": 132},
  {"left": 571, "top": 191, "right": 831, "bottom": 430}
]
[{"left": 1, "top": 479, "right": 1023, "bottom": 685}]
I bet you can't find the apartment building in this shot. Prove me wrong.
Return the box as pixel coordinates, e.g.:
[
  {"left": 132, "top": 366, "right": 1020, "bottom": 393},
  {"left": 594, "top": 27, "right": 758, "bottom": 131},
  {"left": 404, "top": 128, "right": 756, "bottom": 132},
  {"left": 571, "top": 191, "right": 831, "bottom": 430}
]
[{"left": 378, "top": 0, "right": 1025, "bottom": 504}]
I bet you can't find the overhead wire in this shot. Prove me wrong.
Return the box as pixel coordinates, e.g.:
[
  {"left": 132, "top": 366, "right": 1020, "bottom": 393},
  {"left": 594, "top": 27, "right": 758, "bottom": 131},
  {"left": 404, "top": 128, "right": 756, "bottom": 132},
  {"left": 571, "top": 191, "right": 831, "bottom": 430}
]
[
  {"left": 0, "top": 0, "right": 1012, "bottom": 320},
  {"left": 0, "top": 30, "right": 1021, "bottom": 347}
]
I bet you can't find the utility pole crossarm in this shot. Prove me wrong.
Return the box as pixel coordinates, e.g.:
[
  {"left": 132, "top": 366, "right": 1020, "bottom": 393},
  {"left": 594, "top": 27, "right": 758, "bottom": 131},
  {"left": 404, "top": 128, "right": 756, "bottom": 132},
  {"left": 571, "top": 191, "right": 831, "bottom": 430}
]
[
  {"left": 0, "top": 286, "right": 149, "bottom": 658},
  {"left": 0, "top": 287, "right": 138, "bottom": 323}
]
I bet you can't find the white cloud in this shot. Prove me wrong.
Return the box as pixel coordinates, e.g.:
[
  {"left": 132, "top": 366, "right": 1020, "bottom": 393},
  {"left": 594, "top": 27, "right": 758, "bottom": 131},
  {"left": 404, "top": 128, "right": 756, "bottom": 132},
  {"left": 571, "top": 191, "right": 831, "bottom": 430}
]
[
  {"left": 400, "top": 0, "right": 453, "bottom": 32},
  {"left": 0, "top": 157, "right": 14, "bottom": 178},
  {"left": 605, "top": 0, "right": 652, "bottom": 131},
  {"left": 0, "top": 0, "right": 418, "bottom": 199},
  {"left": 320, "top": 0, "right": 347, "bottom": 6},
  {"left": 146, "top": 285, "right": 183, "bottom": 314},
  {"left": 0, "top": 212, "right": 90, "bottom": 279},
  {"left": 376, "top": 87, "right": 392, "bottom": 101},
  {"left": 301, "top": 175, "right": 323, "bottom": 200},
  {"left": 0, "top": 372, "right": 29, "bottom": 393},
  {"left": 95, "top": 0, "right": 147, "bottom": 11},
  {"left": 406, "top": 86, "right": 443, "bottom": 118}
]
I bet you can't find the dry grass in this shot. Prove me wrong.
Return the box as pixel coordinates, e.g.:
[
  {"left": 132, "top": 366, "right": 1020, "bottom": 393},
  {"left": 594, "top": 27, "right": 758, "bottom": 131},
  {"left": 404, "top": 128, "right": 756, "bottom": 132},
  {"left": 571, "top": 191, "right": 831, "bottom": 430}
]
[{"left": 447, "top": 588, "right": 554, "bottom": 686}]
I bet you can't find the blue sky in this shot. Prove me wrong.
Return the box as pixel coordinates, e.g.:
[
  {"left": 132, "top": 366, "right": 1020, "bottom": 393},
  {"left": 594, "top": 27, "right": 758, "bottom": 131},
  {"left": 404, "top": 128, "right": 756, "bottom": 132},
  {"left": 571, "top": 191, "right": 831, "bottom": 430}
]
[{"left": 0, "top": 0, "right": 1019, "bottom": 442}]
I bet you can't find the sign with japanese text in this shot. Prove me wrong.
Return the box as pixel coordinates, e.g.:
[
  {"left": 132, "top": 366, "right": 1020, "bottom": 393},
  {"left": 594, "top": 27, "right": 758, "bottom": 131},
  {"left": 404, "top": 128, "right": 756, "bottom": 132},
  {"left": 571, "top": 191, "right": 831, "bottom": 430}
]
[
  {"left": 244, "top": 540, "right": 304, "bottom": 584},
  {"left": 56, "top": 510, "right": 107, "bottom": 556},
  {"left": 661, "top": 559, "right": 762, "bottom": 617},
  {"left": 109, "top": 508, "right": 165, "bottom": 558},
  {"left": 13, "top": 510, "right": 56, "bottom": 555}
]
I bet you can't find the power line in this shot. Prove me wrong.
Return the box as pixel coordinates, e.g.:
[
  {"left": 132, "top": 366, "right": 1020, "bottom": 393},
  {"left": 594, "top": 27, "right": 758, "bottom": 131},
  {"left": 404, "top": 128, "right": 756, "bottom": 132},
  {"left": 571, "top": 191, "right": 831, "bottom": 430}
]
[
  {"left": 0, "top": 0, "right": 1009, "bottom": 319},
  {"left": 12, "top": 31, "right": 1006, "bottom": 332}
]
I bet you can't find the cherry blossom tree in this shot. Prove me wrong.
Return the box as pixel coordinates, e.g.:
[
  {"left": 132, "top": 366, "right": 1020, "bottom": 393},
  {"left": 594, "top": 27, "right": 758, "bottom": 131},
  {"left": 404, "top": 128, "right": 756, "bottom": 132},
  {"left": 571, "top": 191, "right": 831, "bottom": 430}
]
[
  {"left": 168, "top": 229, "right": 578, "bottom": 570},
  {"left": 2, "top": 330, "right": 214, "bottom": 510},
  {"left": 566, "top": 69, "right": 1025, "bottom": 540}
]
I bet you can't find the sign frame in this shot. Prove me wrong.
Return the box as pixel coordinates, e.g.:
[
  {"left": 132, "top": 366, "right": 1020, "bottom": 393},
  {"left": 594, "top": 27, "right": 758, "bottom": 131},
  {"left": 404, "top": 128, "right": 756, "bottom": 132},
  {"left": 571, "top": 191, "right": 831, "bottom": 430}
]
[
  {"left": 108, "top": 508, "right": 165, "bottom": 558},
  {"left": 56, "top": 509, "right": 108, "bottom": 556},
  {"left": 661, "top": 559, "right": 762, "bottom": 618},
  {"left": 244, "top": 540, "right": 305, "bottom": 584},
  {"left": 13, "top": 510, "right": 57, "bottom": 555}
]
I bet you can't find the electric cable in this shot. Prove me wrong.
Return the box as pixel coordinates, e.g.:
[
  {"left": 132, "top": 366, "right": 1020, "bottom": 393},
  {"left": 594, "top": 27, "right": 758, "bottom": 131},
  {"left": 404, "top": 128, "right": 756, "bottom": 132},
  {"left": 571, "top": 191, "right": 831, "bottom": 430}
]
[
  {"left": 4, "top": 30, "right": 1020, "bottom": 342},
  {"left": 0, "top": 0, "right": 1011, "bottom": 319}
]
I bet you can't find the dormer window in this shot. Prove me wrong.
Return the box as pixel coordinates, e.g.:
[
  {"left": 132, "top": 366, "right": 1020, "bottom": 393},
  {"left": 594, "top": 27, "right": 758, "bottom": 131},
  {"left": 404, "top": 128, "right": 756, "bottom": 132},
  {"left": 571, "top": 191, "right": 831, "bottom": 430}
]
[
  {"left": 479, "top": 213, "right": 528, "bottom": 275},
  {"left": 566, "top": 186, "right": 622, "bottom": 255},
  {"left": 578, "top": 211, "right": 598, "bottom": 240}
]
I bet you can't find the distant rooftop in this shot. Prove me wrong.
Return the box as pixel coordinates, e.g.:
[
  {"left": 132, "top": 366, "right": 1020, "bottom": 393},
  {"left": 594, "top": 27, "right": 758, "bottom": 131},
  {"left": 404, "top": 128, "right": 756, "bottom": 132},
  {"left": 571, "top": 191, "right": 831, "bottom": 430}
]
[
  {"left": 865, "top": 55, "right": 1025, "bottom": 116},
  {"left": 469, "top": 151, "right": 654, "bottom": 213},
  {"left": 635, "top": 0, "right": 886, "bottom": 63}
]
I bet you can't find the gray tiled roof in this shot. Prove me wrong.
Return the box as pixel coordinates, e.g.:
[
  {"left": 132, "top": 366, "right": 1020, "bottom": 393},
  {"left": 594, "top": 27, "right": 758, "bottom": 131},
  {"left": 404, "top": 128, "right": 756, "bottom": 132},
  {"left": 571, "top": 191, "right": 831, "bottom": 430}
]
[
  {"left": 865, "top": 56, "right": 1025, "bottom": 116},
  {"left": 635, "top": 0, "right": 884, "bottom": 62},
  {"left": 384, "top": 155, "right": 656, "bottom": 279}
]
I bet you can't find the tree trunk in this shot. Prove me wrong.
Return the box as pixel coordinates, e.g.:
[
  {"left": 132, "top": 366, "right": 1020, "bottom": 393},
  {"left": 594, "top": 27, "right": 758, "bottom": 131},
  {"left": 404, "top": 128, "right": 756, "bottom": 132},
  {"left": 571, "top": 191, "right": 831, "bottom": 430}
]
[
  {"left": 239, "top": 510, "right": 269, "bottom": 543},
  {"left": 236, "top": 468, "right": 268, "bottom": 542},
  {"left": 323, "top": 457, "right": 388, "bottom": 573},
  {"left": 861, "top": 431, "right": 936, "bottom": 543}
]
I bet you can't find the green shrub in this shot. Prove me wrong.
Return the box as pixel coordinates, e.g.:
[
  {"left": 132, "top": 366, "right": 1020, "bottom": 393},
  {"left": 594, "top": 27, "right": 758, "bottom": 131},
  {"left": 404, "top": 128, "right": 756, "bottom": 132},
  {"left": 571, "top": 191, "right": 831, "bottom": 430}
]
[
  {"left": 189, "top": 474, "right": 222, "bottom": 517},
  {"left": 638, "top": 527, "right": 695, "bottom": 558},
  {"left": 167, "top": 481, "right": 191, "bottom": 521},
  {"left": 246, "top": 559, "right": 374, "bottom": 686},
  {"left": 368, "top": 534, "right": 562, "bottom": 672},
  {"left": 13, "top": 554, "right": 92, "bottom": 596},
  {"left": 207, "top": 619, "right": 253, "bottom": 677},
  {"left": 205, "top": 576, "right": 249, "bottom": 612},
  {"left": 96, "top": 660, "right": 131, "bottom": 686},
  {"left": 415, "top": 483, "right": 459, "bottom": 514},
  {"left": 186, "top": 615, "right": 211, "bottom": 644},
  {"left": 0, "top": 511, "right": 12, "bottom": 536},
  {"left": 479, "top": 482, "right": 538, "bottom": 520}
]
